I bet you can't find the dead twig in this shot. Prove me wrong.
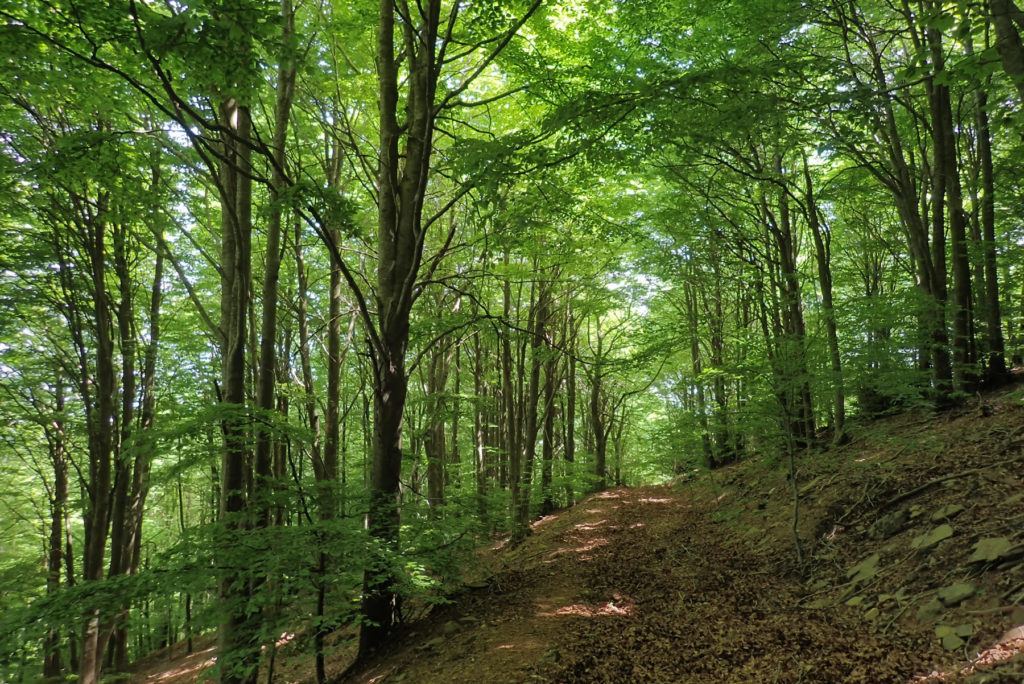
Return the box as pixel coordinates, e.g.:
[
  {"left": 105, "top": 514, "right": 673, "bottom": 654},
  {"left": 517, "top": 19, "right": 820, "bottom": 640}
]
[
  {"left": 965, "top": 604, "right": 1022, "bottom": 616},
  {"left": 882, "top": 456, "right": 1024, "bottom": 510}
]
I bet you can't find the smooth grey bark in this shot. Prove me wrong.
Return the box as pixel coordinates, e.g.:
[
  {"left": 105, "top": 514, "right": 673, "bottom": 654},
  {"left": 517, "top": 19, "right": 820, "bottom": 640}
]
[
  {"left": 254, "top": 0, "right": 297, "bottom": 527},
  {"left": 78, "top": 190, "right": 116, "bottom": 684},
  {"left": 216, "top": 95, "right": 257, "bottom": 684},
  {"left": 924, "top": 6, "right": 974, "bottom": 393}
]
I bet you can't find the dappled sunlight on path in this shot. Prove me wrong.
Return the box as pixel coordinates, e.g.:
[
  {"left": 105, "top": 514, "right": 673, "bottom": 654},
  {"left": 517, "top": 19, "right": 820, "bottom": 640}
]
[
  {"left": 337, "top": 484, "right": 969, "bottom": 683},
  {"left": 131, "top": 643, "right": 216, "bottom": 683}
]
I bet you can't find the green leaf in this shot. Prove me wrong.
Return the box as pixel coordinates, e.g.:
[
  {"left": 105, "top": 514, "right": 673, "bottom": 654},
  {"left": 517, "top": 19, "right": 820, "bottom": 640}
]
[
  {"left": 926, "top": 13, "right": 956, "bottom": 32},
  {"left": 941, "top": 633, "right": 965, "bottom": 650},
  {"left": 938, "top": 582, "right": 975, "bottom": 607},
  {"left": 930, "top": 504, "right": 964, "bottom": 522}
]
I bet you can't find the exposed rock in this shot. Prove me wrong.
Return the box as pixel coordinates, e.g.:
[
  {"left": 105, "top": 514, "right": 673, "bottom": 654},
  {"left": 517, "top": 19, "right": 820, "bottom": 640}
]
[
  {"left": 916, "top": 598, "right": 944, "bottom": 622},
  {"left": 1000, "top": 624, "right": 1024, "bottom": 642},
  {"left": 935, "top": 624, "right": 973, "bottom": 651},
  {"left": 847, "top": 553, "right": 880, "bottom": 584},
  {"left": 930, "top": 504, "right": 965, "bottom": 523},
  {"left": 868, "top": 509, "right": 909, "bottom": 540},
  {"left": 937, "top": 582, "right": 975, "bottom": 607},
  {"left": 417, "top": 637, "right": 446, "bottom": 652},
  {"left": 967, "top": 536, "right": 1013, "bottom": 564},
  {"left": 911, "top": 524, "right": 954, "bottom": 550}
]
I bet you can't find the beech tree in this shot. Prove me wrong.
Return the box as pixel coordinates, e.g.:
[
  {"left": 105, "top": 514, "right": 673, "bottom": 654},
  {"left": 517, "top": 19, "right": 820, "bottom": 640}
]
[{"left": 2, "top": 0, "right": 1024, "bottom": 681}]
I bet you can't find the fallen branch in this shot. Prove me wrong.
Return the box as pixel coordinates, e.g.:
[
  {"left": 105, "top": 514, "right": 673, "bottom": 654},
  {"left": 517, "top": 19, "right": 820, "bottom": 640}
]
[{"left": 882, "top": 456, "right": 1023, "bottom": 510}]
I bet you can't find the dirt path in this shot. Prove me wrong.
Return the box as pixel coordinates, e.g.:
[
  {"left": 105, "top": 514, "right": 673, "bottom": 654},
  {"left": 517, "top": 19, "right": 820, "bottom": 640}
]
[{"left": 343, "top": 486, "right": 942, "bottom": 684}]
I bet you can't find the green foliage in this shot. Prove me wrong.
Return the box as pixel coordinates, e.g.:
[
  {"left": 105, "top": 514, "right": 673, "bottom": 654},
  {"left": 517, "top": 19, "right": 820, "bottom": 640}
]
[{"left": 2, "top": 0, "right": 1024, "bottom": 677}]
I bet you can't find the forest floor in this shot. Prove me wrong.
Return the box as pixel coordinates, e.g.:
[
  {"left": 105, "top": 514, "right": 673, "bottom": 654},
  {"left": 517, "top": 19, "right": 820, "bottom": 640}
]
[{"left": 132, "top": 380, "right": 1024, "bottom": 683}]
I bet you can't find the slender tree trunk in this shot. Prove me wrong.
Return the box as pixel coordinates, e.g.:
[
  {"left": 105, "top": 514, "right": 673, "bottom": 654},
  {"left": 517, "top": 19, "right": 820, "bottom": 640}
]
[
  {"left": 450, "top": 343, "right": 461, "bottom": 485},
  {"left": 612, "top": 410, "right": 626, "bottom": 486},
  {"left": 591, "top": 377, "right": 607, "bottom": 490},
  {"left": 255, "top": 0, "right": 296, "bottom": 529},
  {"left": 44, "top": 380, "right": 68, "bottom": 680},
  {"left": 473, "top": 331, "right": 488, "bottom": 520},
  {"left": 707, "top": 254, "right": 731, "bottom": 463},
  {"left": 294, "top": 218, "right": 328, "bottom": 683},
  {"left": 564, "top": 307, "right": 576, "bottom": 505},
  {"left": 500, "top": 255, "right": 524, "bottom": 538},
  {"left": 106, "top": 220, "right": 137, "bottom": 672},
  {"left": 424, "top": 342, "right": 450, "bottom": 515},
  {"left": 517, "top": 279, "right": 546, "bottom": 531},
  {"left": 589, "top": 317, "right": 608, "bottom": 491},
  {"left": 686, "top": 279, "right": 714, "bottom": 467},
  {"left": 539, "top": 303, "right": 558, "bottom": 516},
  {"left": 770, "top": 157, "right": 815, "bottom": 444},
  {"left": 803, "top": 159, "right": 844, "bottom": 441}
]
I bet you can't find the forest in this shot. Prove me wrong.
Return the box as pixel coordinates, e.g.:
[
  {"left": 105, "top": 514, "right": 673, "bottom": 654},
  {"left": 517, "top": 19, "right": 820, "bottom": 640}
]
[{"left": 1, "top": 0, "right": 1023, "bottom": 681}]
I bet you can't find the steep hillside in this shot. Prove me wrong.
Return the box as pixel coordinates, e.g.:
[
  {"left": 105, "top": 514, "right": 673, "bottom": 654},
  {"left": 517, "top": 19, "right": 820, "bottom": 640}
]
[
  {"left": 133, "top": 382, "right": 1024, "bottom": 683},
  {"left": 334, "top": 382, "right": 1024, "bottom": 683}
]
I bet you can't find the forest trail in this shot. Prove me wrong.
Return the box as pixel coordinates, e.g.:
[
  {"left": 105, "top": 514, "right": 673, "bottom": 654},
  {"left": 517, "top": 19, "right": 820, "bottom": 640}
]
[
  {"left": 342, "top": 485, "right": 939, "bottom": 684},
  {"left": 341, "top": 388, "right": 1024, "bottom": 683},
  {"left": 133, "top": 391, "right": 1024, "bottom": 683}
]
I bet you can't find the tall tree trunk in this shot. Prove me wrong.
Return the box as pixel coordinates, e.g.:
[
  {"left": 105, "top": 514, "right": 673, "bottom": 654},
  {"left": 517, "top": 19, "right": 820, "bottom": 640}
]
[
  {"left": 424, "top": 341, "right": 450, "bottom": 515},
  {"left": 294, "top": 219, "right": 328, "bottom": 683},
  {"left": 449, "top": 342, "right": 461, "bottom": 486},
  {"left": 926, "top": 8, "right": 974, "bottom": 393},
  {"left": 352, "top": 0, "right": 540, "bottom": 655},
  {"left": 803, "top": 159, "right": 845, "bottom": 441},
  {"left": 44, "top": 380, "right": 68, "bottom": 679},
  {"left": 473, "top": 331, "right": 488, "bottom": 520},
  {"left": 970, "top": 31, "right": 1008, "bottom": 383},
  {"left": 708, "top": 255, "right": 731, "bottom": 463},
  {"left": 105, "top": 220, "right": 136, "bottom": 672},
  {"left": 254, "top": 0, "right": 296, "bottom": 528},
  {"left": 517, "top": 279, "right": 547, "bottom": 532},
  {"left": 778, "top": 159, "right": 814, "bottom": 444},
  {"left": 216, "top": 94, "right": 257, "bottom": 684},
  {"left": 80, "top": 192, "right": 117, "bottom": 684},
  {"left": 359, "top": 0, "right": 439, "bottom": 656},
  {"left": 589, "top": 317, "right": 608, "bottom": 491},
  {"left": 539, "top": 300, "right": 558, "bottom": 516},
  {"left": 686, "top": 279, "right": 714, "bottom": 467},
  {"left": 564, "top": 306, "right": 576, "bottom": 506},
  {"left": 502, "top": 259, "right": 523, "bottom": 539}
]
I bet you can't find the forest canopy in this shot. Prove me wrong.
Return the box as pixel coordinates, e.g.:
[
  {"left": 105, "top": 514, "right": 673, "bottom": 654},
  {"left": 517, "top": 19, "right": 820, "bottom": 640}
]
[{"left": 1, "top": 0, "right": 1023, "bottom": 681}]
